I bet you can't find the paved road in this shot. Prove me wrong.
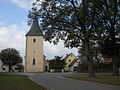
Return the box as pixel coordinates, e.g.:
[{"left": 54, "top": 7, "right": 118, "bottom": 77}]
[{"left": 20, "top": 73, "right": 120, "bottom": 90}]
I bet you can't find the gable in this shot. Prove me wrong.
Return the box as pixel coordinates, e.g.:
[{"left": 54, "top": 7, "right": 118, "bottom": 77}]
[
  {"left": 64, "top": 53, "right": 77, "bottom": 66},
  {"left": 69, "top": 58, "right": 80, "bottom": 67}
]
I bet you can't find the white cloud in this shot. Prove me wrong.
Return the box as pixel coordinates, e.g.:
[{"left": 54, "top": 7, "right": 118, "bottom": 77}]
[
  {"left": 9, "top": 0, "right": 43, "bottom": 9},
  {"left": 44, "top": 41, "right": 78, "bottom": 59},
  {"left": 0, "top": 23, "right": 26, "bottom": 58},
  {"left": 0, "top": 22, "right": 78, "bottom": 62}
]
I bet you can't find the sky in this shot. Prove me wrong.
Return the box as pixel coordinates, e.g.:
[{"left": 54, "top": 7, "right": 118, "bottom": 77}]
[{"left": 0, "top": 0, "right": 78, "bottom": 61}]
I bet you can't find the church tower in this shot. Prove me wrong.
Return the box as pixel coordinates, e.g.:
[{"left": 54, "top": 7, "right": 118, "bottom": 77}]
[{"left": 25, "top": 17, "right": 44, "bottom": 72}]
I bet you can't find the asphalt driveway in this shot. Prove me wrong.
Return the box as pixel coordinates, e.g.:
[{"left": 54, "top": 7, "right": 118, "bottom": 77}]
[{"left": 20, "top": 73, "right": 120, "bottom": 90}]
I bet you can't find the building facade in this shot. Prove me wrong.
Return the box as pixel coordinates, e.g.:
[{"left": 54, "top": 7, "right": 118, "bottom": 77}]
[
  {"left": 69, "top": 58, "right": 81, "bottom": 72},
  {"left": 25, "top": 18, "right": 44, "bottom": 72},
  {"left": 0, "top": 60, "right": 9, "bottom": 72},
  {"left": 64, "top": 53, "right": 77, "bottom": 71}
]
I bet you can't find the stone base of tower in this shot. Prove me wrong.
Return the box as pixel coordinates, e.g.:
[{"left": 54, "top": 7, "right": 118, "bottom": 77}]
[
  {"left": 25, "top": 63, "right": 44, "bottom": 72},
  {"left": 25, "top": 67, "right": 44, "bottom": 72}
]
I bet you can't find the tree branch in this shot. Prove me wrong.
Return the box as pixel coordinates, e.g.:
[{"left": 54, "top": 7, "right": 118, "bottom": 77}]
[{"left": 70, "top": 0, "right": 86, "bottom": 34}]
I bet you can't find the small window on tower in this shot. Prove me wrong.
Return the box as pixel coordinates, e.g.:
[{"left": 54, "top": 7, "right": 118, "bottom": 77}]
[
  {"left": 34, "top": 51, "right": 35, "bottom": 54},
  {"left": 33, "top": 58, "right": 36, "bottom": 65},
  {"left": 33, "top": 39, "right": 36, "bottom": 42}
]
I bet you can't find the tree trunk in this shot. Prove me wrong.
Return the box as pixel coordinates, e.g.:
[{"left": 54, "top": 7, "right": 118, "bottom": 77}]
[
  {"left": 84, "top": 40, "right": 95, "bottom": 78},
  {"left": 8, "top": 60, "right": 11, "bottom": 72},
  {"left": 88, "top": 61, "right": 95, "bottom": 78},
  {"left": 9, "top": 64, "right": 11, "bottom": 72},
  {"left": 112, "top": 55, "right": 119, "bottom": 76}
]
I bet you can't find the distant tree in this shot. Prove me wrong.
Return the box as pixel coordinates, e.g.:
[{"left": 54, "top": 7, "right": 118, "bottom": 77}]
[
  {"left": 49, "top": 56, "right": 65, "bottom": 71},
  {"left": 52, "top": 56, "right": 63, "bottom": 61},
  {"left": 78, "top": 63, "right": 88, "bottom": 72},
  {"left": 0, "top": 48, "right": 21, "bottom": 72},
  {"left": 18, "top": 65, "right": 24, "bottom": 72}
]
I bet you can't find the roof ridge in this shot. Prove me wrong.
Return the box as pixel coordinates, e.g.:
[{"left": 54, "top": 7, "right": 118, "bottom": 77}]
[
  {"left": 26, "top": 19, "right": 43, "bottom": 36},
  {"left": 64, "top": 53, "right": 77, "bottom": 60}
]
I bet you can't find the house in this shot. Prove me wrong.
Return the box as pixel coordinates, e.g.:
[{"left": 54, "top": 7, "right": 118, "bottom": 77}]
[
  {"left": 0, "top": 60, "right": 9, "bottom": 72},
  {"left": 69, "top": 58, "right": 81, "bottom": 72},
  {"left": 0, "top": 57, "right": 23, "bottom": 72},
  {"left": 104, "top": 57, "right": 112, "bottom": 63},
  {"left": 64, "top": 53, "right": 80, "bottom": 71},
  {"left": 44, "top": 53, "right": 81, "bottom": 72},
  {"left": 0, "top": 60, "right": 20, "bottom": 72}
]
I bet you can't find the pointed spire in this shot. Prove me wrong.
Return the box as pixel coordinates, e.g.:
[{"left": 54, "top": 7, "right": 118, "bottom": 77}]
[{"left": 26, "top": 16, "right": 43, "bottom": 36}]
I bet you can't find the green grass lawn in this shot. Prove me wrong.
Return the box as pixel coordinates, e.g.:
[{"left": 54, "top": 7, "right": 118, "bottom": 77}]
[
  {"left": 0, "top": 73, "right": 46, "bottom": 90},
  {"left": 64, "top": 73, "right": 120, "bottom": 86}
]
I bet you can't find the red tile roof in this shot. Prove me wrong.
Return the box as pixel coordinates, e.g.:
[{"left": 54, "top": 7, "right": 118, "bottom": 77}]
[
  {"left": 69, "top": 58, "right": 80, "bottom": 67},
  {"left": 44, "top": 60, "right": 50, "bottom": 63},
  {"left": 104, "top": 58, "right": 112, "bottom": 63}
]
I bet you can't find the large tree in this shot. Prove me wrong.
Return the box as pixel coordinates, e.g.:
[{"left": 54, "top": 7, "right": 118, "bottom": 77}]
[
  {"left": 29, "top": 0, "right": 97, "bottom": 78},
  {"left": 95, "top": 0, "right": 120, "bottom": 76},
  {"left": 0, "top": 48, "right": 21, "bottom": 72}
]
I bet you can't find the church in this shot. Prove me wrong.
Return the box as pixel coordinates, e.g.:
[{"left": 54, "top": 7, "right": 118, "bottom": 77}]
[{"left": 25, "top": 17, "right": 44, "bottom": 72}]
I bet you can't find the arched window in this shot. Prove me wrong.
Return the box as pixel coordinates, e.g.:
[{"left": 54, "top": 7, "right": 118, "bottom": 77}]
[
  {"left": 33, "top": 58, "right": 36, "bottom": 65},
  {"left": 34, "top": 51, "right": 35, "bottom": 54},
  {"left": 33, "top": 39, "right": 36, "bottom": 42}
]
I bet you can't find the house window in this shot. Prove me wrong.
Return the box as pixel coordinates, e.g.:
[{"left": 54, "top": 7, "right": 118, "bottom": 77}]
[
  {"left": 33, "top": 58, "right": 36, "bottom": 65},
  {"left": 33, "top": 39, "right": 36, "bottom": 42},
  {"left": 3, "top": 68, "right": 5, "bottom": 70},
  {"left": 73, "top": 67, "right": 78, "bottom": 71},
  {"left": 15, "top": 67, "right": 18, "bottom": 70}
]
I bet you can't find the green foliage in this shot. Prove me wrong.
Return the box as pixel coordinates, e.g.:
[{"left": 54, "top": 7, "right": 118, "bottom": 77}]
[
  {"left": 52, "top": 56, "right": 63, "bottom": 61},
  {"left": 49, "top": 60, "right": 65, "bottom": 70},
  {"left": 28, "top": 0, "right": 97, "bottom": 47},
  {"left": 0, "top": 48, "right": 21, "bottom": 72},
  {"left": 78, "top": 63, "right": 88, "bottom": 72},
  {"left": 29, "top": 0, "right": 120, "bottom": 77},
  {"left": 94, "top": 62, "right": 113, "bottom": 72},
  {"left": 95, "top": 0, "right": 120, "bottom": 76},
  {"left": 18, "top": 65, "right": 24, "bottom": 72},
  {"left": 100, "top": 40, "right": 120, "bottom": 57},
  {"left": 49, "top": 56, "right": 66, "bottom": 70},
  {"left": 95, "top": 0, "right": 120, "bottom": 57},
  {"left": 0, "top": 73, "right": 46, "bottom": 90},
  {"left": 64, "top": 74, "right": 120, "bottom": 85}
]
